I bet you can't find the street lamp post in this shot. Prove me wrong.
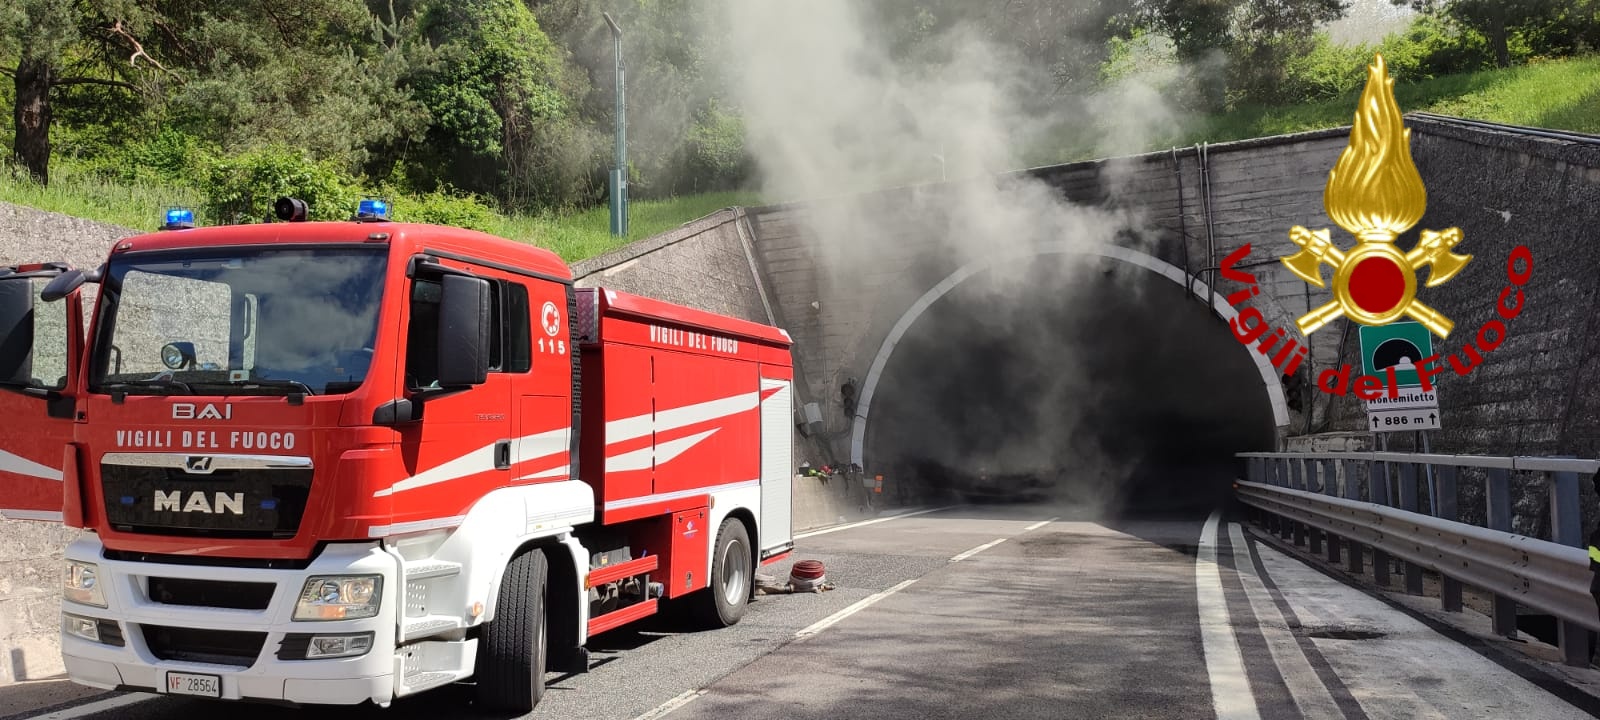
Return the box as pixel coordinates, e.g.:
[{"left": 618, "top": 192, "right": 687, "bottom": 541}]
[{"left": 604, "top": 12, "right": 628, "bottom": 237}]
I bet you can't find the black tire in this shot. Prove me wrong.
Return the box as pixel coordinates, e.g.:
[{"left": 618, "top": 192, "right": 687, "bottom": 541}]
[
  {"left": 689, "top": 517, "right": 752, "bottom": 629},
  {"left": 475, "top": 548, "right": 548, "bottom": 714}
]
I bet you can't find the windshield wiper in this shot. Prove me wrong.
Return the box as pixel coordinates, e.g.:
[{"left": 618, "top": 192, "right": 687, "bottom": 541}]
[
  {"left": 101, "top": 379, "right": 193, "bottom": 395},
  {"left": 230, "top": 378, "right": 316, "bottom": 396}
]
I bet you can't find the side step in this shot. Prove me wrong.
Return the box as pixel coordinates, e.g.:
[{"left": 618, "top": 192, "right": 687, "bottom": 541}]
[
  {"left": 585, "top": 555, "right": 658, "bottom": 589},
  {"left": 588, "top": 599, "right": 658, "bottom": 636},
  {"left": 585, "top": 554, "right": 662, "bottom": 637}
]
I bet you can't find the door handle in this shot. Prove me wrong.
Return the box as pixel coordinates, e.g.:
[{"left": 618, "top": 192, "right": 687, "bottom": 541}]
[{"left": 495, "top": 440, "right": 511, "bottom": 470}]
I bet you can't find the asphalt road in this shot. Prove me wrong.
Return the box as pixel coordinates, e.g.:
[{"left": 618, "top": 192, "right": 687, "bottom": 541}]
[{"left": 5, "top": 503, "right": 1599, "bottom": 720}]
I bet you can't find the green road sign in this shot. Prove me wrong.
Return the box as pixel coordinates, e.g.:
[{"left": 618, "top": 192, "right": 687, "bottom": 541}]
[{"left": 1358, "top": 321, "right": 1432, "bottom": 387}]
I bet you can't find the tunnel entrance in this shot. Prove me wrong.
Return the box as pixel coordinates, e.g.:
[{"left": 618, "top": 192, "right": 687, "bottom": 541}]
[{"left": 862, "top": 252, "right": 1277, "bottom": 517}]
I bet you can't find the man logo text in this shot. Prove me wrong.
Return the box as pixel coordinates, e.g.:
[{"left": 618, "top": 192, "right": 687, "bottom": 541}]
[
  {"left": 172, "top": 403, "right": 232, "bottom": 420},
  {"left": 154, "top": 491, "right": 244, "bottom": 515}
]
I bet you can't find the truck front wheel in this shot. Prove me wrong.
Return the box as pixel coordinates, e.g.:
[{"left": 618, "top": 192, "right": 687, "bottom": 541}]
[
  {"left": 690, "top": 517, "right": 751, "bottom": 629},
  {"left": 475, "top": 547, "right": 549, "bottom": 714}
]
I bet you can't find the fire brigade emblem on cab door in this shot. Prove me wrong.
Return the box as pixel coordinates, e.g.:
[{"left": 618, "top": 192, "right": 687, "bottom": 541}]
[{"left": 541, "top": 301, "right": 561, "bottom": 336}]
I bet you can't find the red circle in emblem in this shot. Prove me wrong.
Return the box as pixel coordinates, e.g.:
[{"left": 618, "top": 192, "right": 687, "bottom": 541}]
[{"left": 1348, "top": 255, "right": 1406, "bottom": 314}]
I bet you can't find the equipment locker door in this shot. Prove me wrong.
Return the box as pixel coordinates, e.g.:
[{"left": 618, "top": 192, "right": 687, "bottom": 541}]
[
  {"left": 758, "top": 374, "right": 793, "bottom": 558},
  {"left": 0, "top": 264, "right": 84, "bottom": 521}
]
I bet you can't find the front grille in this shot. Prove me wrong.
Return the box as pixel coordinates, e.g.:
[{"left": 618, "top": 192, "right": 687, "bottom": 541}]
[
  {"left": 141, "top": 625, "right": 266, "bottom": 667},
  {"left": 101, "top": 464, "right": 313, "bottom": 539},
  {"left": 148, "top": 577, "right": 275, "bottom": 610}
]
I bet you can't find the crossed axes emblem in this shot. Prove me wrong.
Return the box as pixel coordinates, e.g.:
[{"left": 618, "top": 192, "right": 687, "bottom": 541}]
[{"left": 1283, "top": 225, "right": 1471, "bottom": 337}]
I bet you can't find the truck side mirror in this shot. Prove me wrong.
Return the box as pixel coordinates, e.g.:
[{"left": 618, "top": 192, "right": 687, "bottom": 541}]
[
  {"left": 436, "top": 273, "right": 490, "bottom": 388},
  {"left": 40, "top": 269, "right": 85, "bottom": 302}
]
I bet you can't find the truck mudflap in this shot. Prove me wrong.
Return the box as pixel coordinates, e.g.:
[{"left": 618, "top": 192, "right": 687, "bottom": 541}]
[{"left": 58, "top": 536, "right": 425, "bottom": 706}]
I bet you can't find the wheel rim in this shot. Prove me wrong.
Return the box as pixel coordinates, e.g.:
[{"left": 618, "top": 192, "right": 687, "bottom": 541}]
[{"left": 721, "top": 537, "right": 749, "bottom": 605}]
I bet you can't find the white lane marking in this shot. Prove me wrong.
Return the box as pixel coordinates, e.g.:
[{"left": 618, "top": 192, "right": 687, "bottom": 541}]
[
  {"left": 1227, "top": 523, "right": 1344, "bottom": 718},
  {"left": 1023, "top": 516, "right": 1059, "bottom": 531},
  {"left": 795, "top": 578, "right": 920, "bottom": 640},
  {"left": 949, "top": 538, "right": 1007, "bottom": 562},
  {"left": 1198, "top": 509, "right": 1262, "bottom": 720},
  {"left": 27, "top": 693, "right": 153, "bottom": 719},
  {"left": 791, "top": 505, "right": 955, "bottom": 539},
  {"left": 630, "top": 688, "right": 707, "bottom": 720}
]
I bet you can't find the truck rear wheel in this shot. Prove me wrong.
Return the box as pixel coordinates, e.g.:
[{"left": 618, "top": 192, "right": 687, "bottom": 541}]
[
  {"left": 690, "top": 517, "right": 751, "bottom": 629},
  {"left": 475, "top": 548, "right": 548, "bottom": 714}
]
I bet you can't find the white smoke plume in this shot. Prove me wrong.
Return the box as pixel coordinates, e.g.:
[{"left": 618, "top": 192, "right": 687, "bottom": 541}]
[{"left": 709, "top": 2, "right": 1235, "bottom": 516}]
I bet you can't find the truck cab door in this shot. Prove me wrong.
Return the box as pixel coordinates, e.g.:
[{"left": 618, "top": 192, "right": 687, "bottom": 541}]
[{"left": 0, "top": 263, "right": 84, "bottom": 521}]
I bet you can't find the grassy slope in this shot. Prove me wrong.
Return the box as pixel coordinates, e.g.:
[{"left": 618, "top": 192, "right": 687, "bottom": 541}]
[
  {"left": 1195, "top": 56, "right": 1600, "bottom": 143},
  {"left": 3, "top": 56, "right": 1596, "bottom": 264}
]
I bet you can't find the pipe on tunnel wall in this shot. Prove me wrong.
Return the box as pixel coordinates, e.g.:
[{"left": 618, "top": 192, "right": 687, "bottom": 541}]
[{"left": 846, "top": 240, "right": 1292, "bottom": 470}]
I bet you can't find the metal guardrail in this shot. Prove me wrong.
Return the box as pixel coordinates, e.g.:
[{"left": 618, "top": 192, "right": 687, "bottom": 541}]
[{"left": 1236, "top": 451, "right": 1600, "bottom": 667}]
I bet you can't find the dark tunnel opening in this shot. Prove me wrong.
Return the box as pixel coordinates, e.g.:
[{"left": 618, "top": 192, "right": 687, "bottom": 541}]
[{"left": 863, "top": 253, "right": 1278, "bottom": 517}]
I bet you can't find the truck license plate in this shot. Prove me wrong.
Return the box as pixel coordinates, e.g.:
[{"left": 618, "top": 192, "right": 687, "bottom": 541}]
[{"left": 166, "top": 671, "right": 221, "bottom": 698}]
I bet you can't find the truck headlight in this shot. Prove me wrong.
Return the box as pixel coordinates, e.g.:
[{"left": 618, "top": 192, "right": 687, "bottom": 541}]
[
  {"left": 64, "top": 561, "right": 106, "bottom": 608},
  {"left": 294, "top": 575, "right": 382, "bottom": 621},
  {"left": 308, "top": 633, "right": 374, "bottom": 659},
  {"left": 63, "top": 612, "right": 100, "bottom": 642}
]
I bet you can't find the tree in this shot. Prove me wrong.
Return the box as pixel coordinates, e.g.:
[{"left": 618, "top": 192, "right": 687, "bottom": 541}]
[
  {"left": 1394, "top": 0, "right": 1561, "bottom": 67},
  {"left": 1128, "top": 0, "right": 1348, "bottom": 108},
  {"left": 0, "top": 1, "right": 173, "bottom": 184},
  {"left": 407, "top": 0, "right": 590, "bottom": 210}
]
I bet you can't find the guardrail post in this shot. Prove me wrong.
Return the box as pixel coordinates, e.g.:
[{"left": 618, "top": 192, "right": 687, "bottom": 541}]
[
  {"left": 1372, "top": 458, "right": 1392, "bottom": 587},
  {"left": 1267, "top": 457, "right": 1280, "bottom": 537},
  {"left": 1307, "top": 460, "right": 1324, "bottom": 555},
  {"left": 1342, "top": 459, "right": 1364, "bottom": 575},
  {"left": 1398, "top": 461, "right": 1424, "bottom": 595},
  {"left": 1280, "top": 460, "right": 1292, "bottom": 540},
  {"left": 1485, "top": 467, "right": 1517, "bottom": 638},
  {"left": 1323, "top": 459, "right": 1341, "bottom": 564},
  {"left": 1549, "top": 467, "right": 1591, "bottom": 667},
  {"left": 1436, "top": 465, "right": 1462, "bottom": 613},
  {"left": 1290, "top": 459, "right": 1307, "bottom": 547}
]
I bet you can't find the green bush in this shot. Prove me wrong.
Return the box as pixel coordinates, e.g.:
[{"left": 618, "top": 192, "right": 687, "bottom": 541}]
[
  {"left": 388, "top": 188, "right": 498, "bottom": 231},
  {"left": 1272, "top": 15, "right": 1508, "bottom": 106},
  {"left": 199, "top": 145, "right": 362, "bottom": 225},
  {"left": 683, "top": 102, "right": 751, "bottom": 194}
]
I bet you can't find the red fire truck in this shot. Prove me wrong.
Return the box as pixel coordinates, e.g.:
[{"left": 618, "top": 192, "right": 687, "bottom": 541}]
[{"left": 0, "top": 201, "right": 797, "bottom": 712}]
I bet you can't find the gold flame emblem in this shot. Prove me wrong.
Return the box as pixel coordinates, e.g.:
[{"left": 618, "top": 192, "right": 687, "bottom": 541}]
[{"left": 1282, "top": 53, "right": 1471, "bottom": 339}]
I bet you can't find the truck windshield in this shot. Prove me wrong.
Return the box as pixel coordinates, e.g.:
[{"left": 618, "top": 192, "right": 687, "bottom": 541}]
[{"left": 90, "top": 246, "right": 388, "bottom": 396}]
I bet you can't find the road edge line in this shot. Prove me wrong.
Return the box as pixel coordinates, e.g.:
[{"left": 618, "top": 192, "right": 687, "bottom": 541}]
[
  {"left": 794, "top": 578, "right": 919, "bottom": 640},
  {"left": 629, "top": 688, "right": 707, "bottom": 720},
  {"left": 792, "top": 505, "right": 955, "bottom": 539},
  {"left": 1199, "top": 509, "right": 1263, "bottom": 720}
]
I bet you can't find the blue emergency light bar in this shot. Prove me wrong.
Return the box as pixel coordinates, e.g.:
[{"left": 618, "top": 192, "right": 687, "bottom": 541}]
[
  {"left": 356, "top": 198, "right": 389, "bottom": 221},
  {"left": 162, "top": 207, "right": 195, "bottom": 230}
]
